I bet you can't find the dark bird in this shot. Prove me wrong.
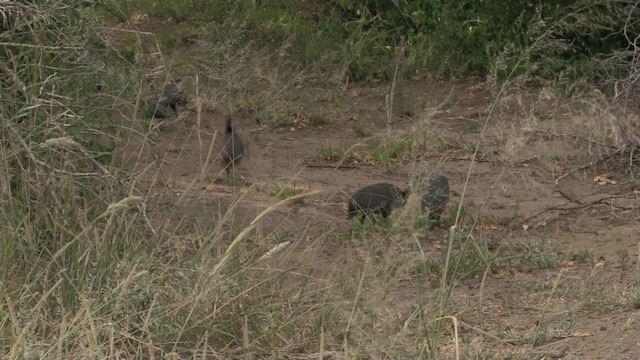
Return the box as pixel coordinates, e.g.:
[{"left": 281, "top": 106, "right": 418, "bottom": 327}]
[
  {"left": 420, "top": 174, "right": 449, "bottom": 222},
  {"left": 144, "top": 82, "right": 188, "bottom": 120},
  {"left": 161, "top": 82, "right": 188, "bottom": 110},
  {"left": 145, "top": 95, "right": 170, "bottom": 119},
  {"left": 221, "top": 115, "right": 245, "bottom": 177},
  {"left": 347, "top": 183, "right": 408, "bottom": 223}
]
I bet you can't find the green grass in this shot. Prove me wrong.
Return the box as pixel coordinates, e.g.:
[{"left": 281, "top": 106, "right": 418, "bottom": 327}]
[
  {"left": 368, "top": 132, "right": 461, "bottom": 169},
  {"left": 316, "top": 143, "right": 356, "bottom": 163},
  {"left": 256, "top": 107, "right": 292, "bottom": 127},
  {"left": 308, "top": 111, "right": 331, "bottom": 126},
  {"left": 96, "top": 0, "right": 636, "bottom": 85},
  {"left": 570, "top": 248, "right": 593, "bottom": 263},
  {"left": 413, "top": 235, "right": 567, "bottom": 283},
  {"left": 270, "top": 183, "right": 306, "bottom": 207}
]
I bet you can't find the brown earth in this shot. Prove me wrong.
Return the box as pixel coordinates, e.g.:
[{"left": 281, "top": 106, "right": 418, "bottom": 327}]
[{"left": 111, "top": 20, "right": 640, "bottom": 359}]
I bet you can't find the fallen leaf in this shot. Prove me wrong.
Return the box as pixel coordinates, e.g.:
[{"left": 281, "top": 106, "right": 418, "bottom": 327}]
[
  {"left": 594, "top": 174, "right": 617, "bottom": 185},
  {"left": 291, "top": 113, "right": 309, "bottom": 128},
  {"left": 466, "top": 83, "right": 484, "bottom": 94}
]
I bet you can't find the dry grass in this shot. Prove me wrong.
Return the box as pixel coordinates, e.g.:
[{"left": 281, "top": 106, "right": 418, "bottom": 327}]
[{"left": 2, "top": 1, "right": 640, "bottom": 360}]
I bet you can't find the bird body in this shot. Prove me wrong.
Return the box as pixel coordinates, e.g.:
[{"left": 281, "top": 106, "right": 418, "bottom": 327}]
[
  {"left": 420, "top": 175, "right": 449, "bottom": 222},
  {"left": 161, "top": 83, "right": 188, "bottom": 110},
  {"left": 145, "top": 95, "right": 169, "bottom": 119},
  {"left": 145, "top": 82, "right": 187, "bottom": 120},
  {"left": 222, "top": 115, "right": 244, "bottom": 176},
  {"left": 348, "top": 182, "right": 407, "bottom": 223}
]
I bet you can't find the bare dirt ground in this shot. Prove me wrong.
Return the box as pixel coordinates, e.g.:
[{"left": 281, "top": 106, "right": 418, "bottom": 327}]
[{"left": 110, "top": 21, "right": 640, "bottom": 359}]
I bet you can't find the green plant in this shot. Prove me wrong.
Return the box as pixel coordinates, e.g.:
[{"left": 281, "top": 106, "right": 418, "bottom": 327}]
[
  {"left": 628, "top": 288, "right": 640, "bottom": 310},
  {"left": 570, "top": 248, "right": 593, "bottom": 263},
  {"left": 316, "top": 143, "right": 355, "bottom": 163},
  {"left": 309, "top": 111, "right": 331, "bottom": 126},
  {"left": 368, "top": 131, "right": 444, "bottom": 169},
  {"left": 270, "top": 183, "right": 305, "bottom": 206},
  {"left": 619, "top": 249, "right": 630, "bottom": 279}
]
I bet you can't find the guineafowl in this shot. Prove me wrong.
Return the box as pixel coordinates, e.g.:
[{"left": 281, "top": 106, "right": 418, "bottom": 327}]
[
  {"left": 161, "top": 82, "right": 188, "bottom": 110},
  {"left": 145, "top": 95, "right": 170, "bottom": 119},
  {"left": 221, "top": 115, "right": 245, "bottom": 176},
  {"left": 420, "top": 174, "right": 449, "bottom": 222},
  {"left": 347, "top": 183, "right": 408, "bottom": 223}
]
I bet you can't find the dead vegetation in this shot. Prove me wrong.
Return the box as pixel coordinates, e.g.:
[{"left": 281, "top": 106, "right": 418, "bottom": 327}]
[{"left": 2, "top": 1, "right": 640, "bottom": 360}]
